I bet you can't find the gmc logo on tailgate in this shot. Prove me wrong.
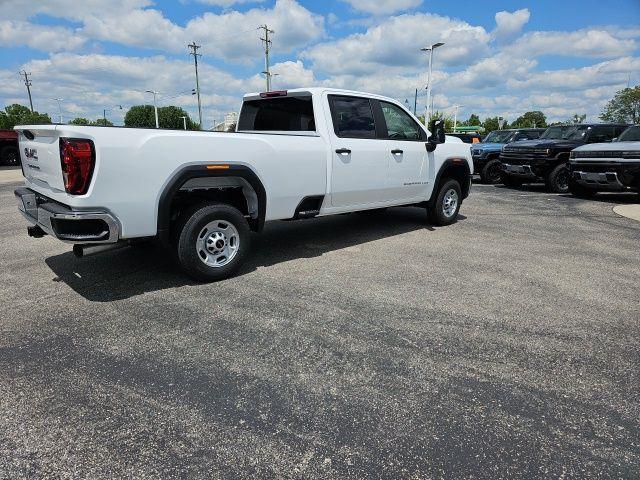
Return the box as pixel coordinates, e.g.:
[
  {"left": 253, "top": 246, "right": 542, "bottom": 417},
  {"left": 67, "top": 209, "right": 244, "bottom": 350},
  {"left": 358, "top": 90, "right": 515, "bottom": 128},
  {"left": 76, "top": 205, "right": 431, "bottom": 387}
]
[{"left": 24, "top": 148, "right": 38, "bottom": 160}]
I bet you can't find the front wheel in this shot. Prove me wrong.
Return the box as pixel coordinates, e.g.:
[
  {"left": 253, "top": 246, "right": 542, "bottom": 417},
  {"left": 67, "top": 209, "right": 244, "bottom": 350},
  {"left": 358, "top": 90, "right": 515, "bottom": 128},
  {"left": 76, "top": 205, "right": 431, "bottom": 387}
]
[
  {"left": 480, "top": 159, "right": 502, "bottom": 184},
  {"left": 428, "top": 179, "right": 461, "bottom": 226},
  {"left": 176, "top": 203, "right": 251, "bottom": 282},
  {"left": 546, "top": 163, "right": 570, "bottom": 193}
]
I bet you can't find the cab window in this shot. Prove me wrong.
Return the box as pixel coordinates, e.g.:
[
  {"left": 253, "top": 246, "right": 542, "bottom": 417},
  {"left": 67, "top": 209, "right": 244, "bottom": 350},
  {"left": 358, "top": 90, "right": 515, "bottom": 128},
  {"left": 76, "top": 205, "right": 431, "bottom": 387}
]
[
  {"left": 379, "top": 101, "right": 424, "bottom": 141},
  {"left": 328, "top": 95, "right": 376, "bottom": 139}
]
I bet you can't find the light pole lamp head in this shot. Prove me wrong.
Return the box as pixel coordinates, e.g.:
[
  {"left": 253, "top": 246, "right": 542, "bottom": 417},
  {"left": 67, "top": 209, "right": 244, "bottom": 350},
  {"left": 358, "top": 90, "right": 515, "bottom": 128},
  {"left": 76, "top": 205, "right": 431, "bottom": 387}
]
[{"left": 421, "top": 42, "right": 445, "bottom": 51}]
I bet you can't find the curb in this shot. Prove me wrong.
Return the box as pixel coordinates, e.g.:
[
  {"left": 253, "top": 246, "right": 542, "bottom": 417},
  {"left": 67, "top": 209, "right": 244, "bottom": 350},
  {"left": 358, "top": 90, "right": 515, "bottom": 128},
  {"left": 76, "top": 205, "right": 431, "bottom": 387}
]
[{"left": 613, "top": 204, "right": 640, "bottom": 223}]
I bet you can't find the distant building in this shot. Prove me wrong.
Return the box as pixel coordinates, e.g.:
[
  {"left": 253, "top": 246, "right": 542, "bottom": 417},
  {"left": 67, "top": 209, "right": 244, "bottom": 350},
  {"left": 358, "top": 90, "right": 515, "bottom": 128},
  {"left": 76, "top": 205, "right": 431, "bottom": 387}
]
[{"left": 210, "top": 112, "right": 238, "bottom": 132}]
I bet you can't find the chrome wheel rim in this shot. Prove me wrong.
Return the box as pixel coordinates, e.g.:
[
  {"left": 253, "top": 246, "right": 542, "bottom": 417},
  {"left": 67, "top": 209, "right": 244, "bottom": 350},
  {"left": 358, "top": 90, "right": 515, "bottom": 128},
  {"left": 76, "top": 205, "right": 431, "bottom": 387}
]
[
  {"left": 442, "top": 189, "right": 459, "bottom": 218},
  {"left": 196, "top": 220, "right": 240, "bottom": 268}
]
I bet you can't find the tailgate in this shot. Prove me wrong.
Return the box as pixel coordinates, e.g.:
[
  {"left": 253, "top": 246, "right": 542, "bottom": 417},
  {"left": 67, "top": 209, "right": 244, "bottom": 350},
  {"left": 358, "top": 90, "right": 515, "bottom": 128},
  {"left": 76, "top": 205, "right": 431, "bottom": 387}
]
[{"left": 15, "top": 125, "right": 66, "bottom": 192}]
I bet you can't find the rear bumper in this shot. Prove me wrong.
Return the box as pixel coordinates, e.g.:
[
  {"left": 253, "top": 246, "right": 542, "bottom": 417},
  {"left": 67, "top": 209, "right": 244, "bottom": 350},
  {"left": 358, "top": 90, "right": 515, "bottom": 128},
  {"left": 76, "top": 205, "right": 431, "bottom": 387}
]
[{"left": 14, "top": 187, "right": 120, "bottom": 243}]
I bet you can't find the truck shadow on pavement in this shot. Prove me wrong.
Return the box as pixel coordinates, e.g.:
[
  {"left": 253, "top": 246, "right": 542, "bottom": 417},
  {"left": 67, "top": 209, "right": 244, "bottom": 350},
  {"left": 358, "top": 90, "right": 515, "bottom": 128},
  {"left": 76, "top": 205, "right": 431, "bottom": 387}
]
[{"left": 45, "top": 207, "right": 449, "bottom": 302}]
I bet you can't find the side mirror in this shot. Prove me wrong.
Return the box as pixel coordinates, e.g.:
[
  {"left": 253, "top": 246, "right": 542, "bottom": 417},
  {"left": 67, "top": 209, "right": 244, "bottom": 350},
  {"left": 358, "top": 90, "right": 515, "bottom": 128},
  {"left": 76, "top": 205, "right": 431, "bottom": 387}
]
[{"left": 426, "top": 119, "right": 446, "bottom": 152}]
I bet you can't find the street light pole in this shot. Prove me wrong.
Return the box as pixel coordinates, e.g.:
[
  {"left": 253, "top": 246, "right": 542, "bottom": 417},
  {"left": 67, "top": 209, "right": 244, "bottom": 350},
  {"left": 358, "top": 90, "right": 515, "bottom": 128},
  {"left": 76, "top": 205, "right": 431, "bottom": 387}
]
[
  {"left": 146, "top": 90, "right": 159, "bottom": 128},
  {"left": 52, "top": 98, "right": 63, "bottom": 123},
  {"left": 180, "top": 116, "right": 187, "bottom": 130},
  {"left": 452, "top": 104, "right": 464, "bottom": 132},
  {"left": 421, "top": 42, "right": 444, "bottom": 126}
]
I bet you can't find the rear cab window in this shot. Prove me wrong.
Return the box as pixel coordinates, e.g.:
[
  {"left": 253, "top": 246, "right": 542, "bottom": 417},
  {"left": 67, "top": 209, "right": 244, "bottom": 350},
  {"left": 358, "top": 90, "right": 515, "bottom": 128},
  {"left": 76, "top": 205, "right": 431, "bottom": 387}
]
[
  {"left": 328, "top": 95, "right": 376, "bottom": 139},
  {"left": 238, "top": 95, "right": 315, "bottom": 132}
]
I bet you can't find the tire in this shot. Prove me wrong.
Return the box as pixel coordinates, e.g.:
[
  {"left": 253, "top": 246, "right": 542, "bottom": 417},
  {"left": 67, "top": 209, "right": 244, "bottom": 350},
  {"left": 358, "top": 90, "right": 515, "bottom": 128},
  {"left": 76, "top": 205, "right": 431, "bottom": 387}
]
[
  {"left": 480, "top": 159, "right": 502, "bottom": 184},
  {"left": 568, "top": 180, "right": 597, "bottom": 199},
  {"left": 0, "top": 145, "right": 19, "bottom": 166},
  {"left": 546, "top": 163, "right": 570, "bottom": 193},
  {"left": 176, "top": 203, "right": 250, "bottom": 282},
  {"left": 501, "top": 173, "right": 522, "bottom": 188},
  {"left": 428, "top": 179, "right": 462, "bottom": 226}
]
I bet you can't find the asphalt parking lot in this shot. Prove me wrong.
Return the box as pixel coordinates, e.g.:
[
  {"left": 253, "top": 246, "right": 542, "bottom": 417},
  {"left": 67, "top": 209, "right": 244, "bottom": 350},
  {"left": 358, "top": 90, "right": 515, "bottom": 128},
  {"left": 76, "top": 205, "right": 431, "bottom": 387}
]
[{"left": 1, "top": 172, "right": 639, "bottom": 479}]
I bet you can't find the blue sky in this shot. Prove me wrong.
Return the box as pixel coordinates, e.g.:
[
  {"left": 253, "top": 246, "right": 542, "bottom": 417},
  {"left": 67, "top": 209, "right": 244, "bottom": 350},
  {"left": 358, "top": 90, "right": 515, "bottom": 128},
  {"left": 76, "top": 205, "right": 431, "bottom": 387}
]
[{"left": 0, "top": 0, "right": 638, "bottom": 128}]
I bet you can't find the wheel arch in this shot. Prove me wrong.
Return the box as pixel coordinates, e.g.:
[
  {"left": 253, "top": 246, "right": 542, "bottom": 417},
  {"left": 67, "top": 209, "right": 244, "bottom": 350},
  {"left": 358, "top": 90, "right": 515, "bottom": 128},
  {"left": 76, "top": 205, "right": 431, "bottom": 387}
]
[
  {"left": 157, "top": 164, "right": 266, "bottom": 244},
  {"left": 432, "top": 157, "right": 472, "bottom": 201}
]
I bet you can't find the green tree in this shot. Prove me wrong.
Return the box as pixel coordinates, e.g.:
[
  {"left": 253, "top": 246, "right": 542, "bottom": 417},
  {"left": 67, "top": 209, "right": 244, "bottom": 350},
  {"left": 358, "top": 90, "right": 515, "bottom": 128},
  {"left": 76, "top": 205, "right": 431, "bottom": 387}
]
[
  {"left": 511, "top": 111, "right": 547, "bottom": 129},
  {"left": 429, "top": 110, "right": 454, "bottom": 131},
  {"left": 600, "top": 86, "right": 640, "bottom": 123},
  {"left": 0, "top": 104, "right": 51, "bottom": 129},
  {"left": 91, "top": 118, "right": 114, "bottom": 126},
  {"left": 69, "top": 117, "right": 90, "bottom": 125},
  {"left": 465, "top": 113, "right": 481, "bottom": 126},
  {"left": 567, "top": 114, "right": 587, "bottom": 124},
  {"left": 124, "top": 105, "right": 198, "bottom": 130},
  {"left": 482, "top": 116, "right": 501, "bottom": 132}
]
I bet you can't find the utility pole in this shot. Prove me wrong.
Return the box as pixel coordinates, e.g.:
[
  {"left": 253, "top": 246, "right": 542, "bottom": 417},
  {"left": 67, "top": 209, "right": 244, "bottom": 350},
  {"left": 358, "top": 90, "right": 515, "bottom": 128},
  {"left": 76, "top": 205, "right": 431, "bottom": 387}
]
[
  {"left": 20, "top": 71, "right": 34, "bottom": 112},
  {"left": 146, "top": 90, "right": 159, "bottom": 128},
  {"left": 188, "top": 42, "right": 203, "bottom": 128},
  {"left": 259, "top": 25, "right": 274, "bottom": 92},
  {"left": 421, "top": 42, "right": 444, "bottom": 125},
  {"left": 52, "top": 98, "right": 63, "bottom": 123},
  {"left": 414, "top": 88, "right": 418, "bottom": 115},
  {"left": 180, "top": 115, "right": 187, "bottom": 130}
]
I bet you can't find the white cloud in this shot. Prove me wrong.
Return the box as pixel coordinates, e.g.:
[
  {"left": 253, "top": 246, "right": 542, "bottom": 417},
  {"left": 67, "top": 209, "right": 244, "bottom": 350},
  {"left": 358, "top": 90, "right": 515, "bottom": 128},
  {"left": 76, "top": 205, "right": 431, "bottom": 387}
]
[
  {"left": 0, "top": 20, "right": 85, "bottom": 51},
  {"left": 186, "top": 0, "right": 324, "bottom": 62},
  {"left": 341, "top": 0, "right": 422, "bottom": 15},
  {"left": 508, "top": 29, "right": 637, "bottom": 58},
  {"left": 492, "top": 9, "right": 530, "bottom": 40},
  {"left": 303, "top": 13, "right": 490, "bottom": 75},
  {"left": 196, "top": 0, "right": 265, "bottom": 6}
]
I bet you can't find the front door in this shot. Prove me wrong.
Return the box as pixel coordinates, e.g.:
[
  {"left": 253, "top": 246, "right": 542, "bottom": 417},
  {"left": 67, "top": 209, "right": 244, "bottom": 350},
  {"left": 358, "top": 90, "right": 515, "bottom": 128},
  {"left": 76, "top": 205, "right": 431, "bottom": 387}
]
[
  {"left": 377, "top": 101, "right": 429, "bottom": 201},
  {"left": 327, "top": 95, "right": 390, "bottom": 207}
]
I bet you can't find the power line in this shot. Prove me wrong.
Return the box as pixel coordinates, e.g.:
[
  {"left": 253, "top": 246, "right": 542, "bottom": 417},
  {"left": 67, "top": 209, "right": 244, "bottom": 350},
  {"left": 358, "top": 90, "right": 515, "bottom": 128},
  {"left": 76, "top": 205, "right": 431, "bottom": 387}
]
[
  {"left": 259, "top": 25, "right": 274, "bottom": 92},
  {"left": 188, "top": 42, "right": 203, "bottom": 128},
  {"left": 19, "top": 70, "right": 34, "bottom": 112}
]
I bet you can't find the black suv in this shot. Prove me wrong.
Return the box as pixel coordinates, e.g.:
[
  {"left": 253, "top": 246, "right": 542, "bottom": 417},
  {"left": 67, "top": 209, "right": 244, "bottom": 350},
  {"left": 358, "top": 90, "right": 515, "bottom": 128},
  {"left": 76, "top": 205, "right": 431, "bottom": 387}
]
[
  {"left": 471, "top": 128, "right": 545, "bottom": 183},
  {"left": 500, "top": 124, "right": 629, "bottom": 192}
]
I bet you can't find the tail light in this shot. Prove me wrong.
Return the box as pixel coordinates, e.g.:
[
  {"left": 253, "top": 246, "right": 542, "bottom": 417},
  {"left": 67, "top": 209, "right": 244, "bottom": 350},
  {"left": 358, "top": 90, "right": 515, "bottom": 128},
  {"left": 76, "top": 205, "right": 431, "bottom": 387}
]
[{"left": 59, "top": 138, "right": 95, "bottom": 195}]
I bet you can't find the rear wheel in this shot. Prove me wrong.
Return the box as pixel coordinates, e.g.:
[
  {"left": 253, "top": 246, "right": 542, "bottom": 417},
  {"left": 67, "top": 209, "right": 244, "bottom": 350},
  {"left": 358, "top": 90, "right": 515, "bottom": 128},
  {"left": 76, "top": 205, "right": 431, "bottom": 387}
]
[
  {"left": 0, "top": 145, "right": 19, "bottom": 166},
  {"left": 176, "top": 203, "right": 250, "bottom": 282},
  {"left": 546, "top": 163, "right": 570, "bottom": 193},
  {"left": 480, "top": 159, "right": 502, "bottom": 184},
  {"left": 428, "top": 179, "right": 461, "bottom": 226}
]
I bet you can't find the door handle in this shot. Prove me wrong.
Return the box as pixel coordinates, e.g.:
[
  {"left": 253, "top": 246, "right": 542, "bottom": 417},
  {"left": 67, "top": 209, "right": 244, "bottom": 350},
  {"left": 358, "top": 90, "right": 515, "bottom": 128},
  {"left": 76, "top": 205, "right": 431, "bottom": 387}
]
[
  {"left": 391, "top": 149, "right": 403, "bottom": 155},
  {"left": 335, "top": 148, "right": 351, "bottom": 155}
]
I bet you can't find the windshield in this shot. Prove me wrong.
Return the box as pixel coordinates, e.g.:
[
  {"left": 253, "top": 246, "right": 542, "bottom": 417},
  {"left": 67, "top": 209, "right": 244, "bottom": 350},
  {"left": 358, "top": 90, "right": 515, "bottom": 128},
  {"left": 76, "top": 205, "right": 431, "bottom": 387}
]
[
  {"left": 483, "top": 130, "right": 514, "bottom": 143},
  {"left": 618, "top": 126, "right": 640, "bottom": 142},
  {"left": 541, "top": 126, "right": 570, "bottom": 139},
  {"left": 562, "top": 125, "right": 589, "bottom": 140}
]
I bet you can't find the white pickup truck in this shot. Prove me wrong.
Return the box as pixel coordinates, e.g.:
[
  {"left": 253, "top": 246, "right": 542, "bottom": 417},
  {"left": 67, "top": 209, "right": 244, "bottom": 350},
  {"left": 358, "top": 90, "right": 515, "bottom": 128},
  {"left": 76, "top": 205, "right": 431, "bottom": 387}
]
[{"left": 15, "top": 88, "right": 472, "bottom": 281}]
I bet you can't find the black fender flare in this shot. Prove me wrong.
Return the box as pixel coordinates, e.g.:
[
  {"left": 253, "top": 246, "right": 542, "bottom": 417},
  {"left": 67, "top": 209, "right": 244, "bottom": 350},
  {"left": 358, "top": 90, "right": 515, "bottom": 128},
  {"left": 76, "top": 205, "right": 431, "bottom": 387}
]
[
  {"left": 432, "top": 157, "right": 472, "bottom": 201},
  {"left": 156, "top": 164, "right": 267, "bottom": 242}
]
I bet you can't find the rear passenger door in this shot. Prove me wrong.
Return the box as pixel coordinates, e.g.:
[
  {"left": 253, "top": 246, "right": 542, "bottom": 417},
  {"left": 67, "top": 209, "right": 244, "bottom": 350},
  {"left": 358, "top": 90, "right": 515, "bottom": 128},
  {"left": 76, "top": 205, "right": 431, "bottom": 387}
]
[{"left": 327, "top": 95, "right": 390, "bottom": 207}]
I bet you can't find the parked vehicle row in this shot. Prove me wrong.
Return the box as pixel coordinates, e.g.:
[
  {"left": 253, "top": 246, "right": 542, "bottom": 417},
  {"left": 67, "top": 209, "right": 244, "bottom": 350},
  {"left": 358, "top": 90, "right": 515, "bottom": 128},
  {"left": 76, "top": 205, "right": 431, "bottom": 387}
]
[
  {"left": 471, "top": 123, "right": 639, "bottom": 197},
  {"left": 14, "top": 88, "right": 473, "bottom": 281}
]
